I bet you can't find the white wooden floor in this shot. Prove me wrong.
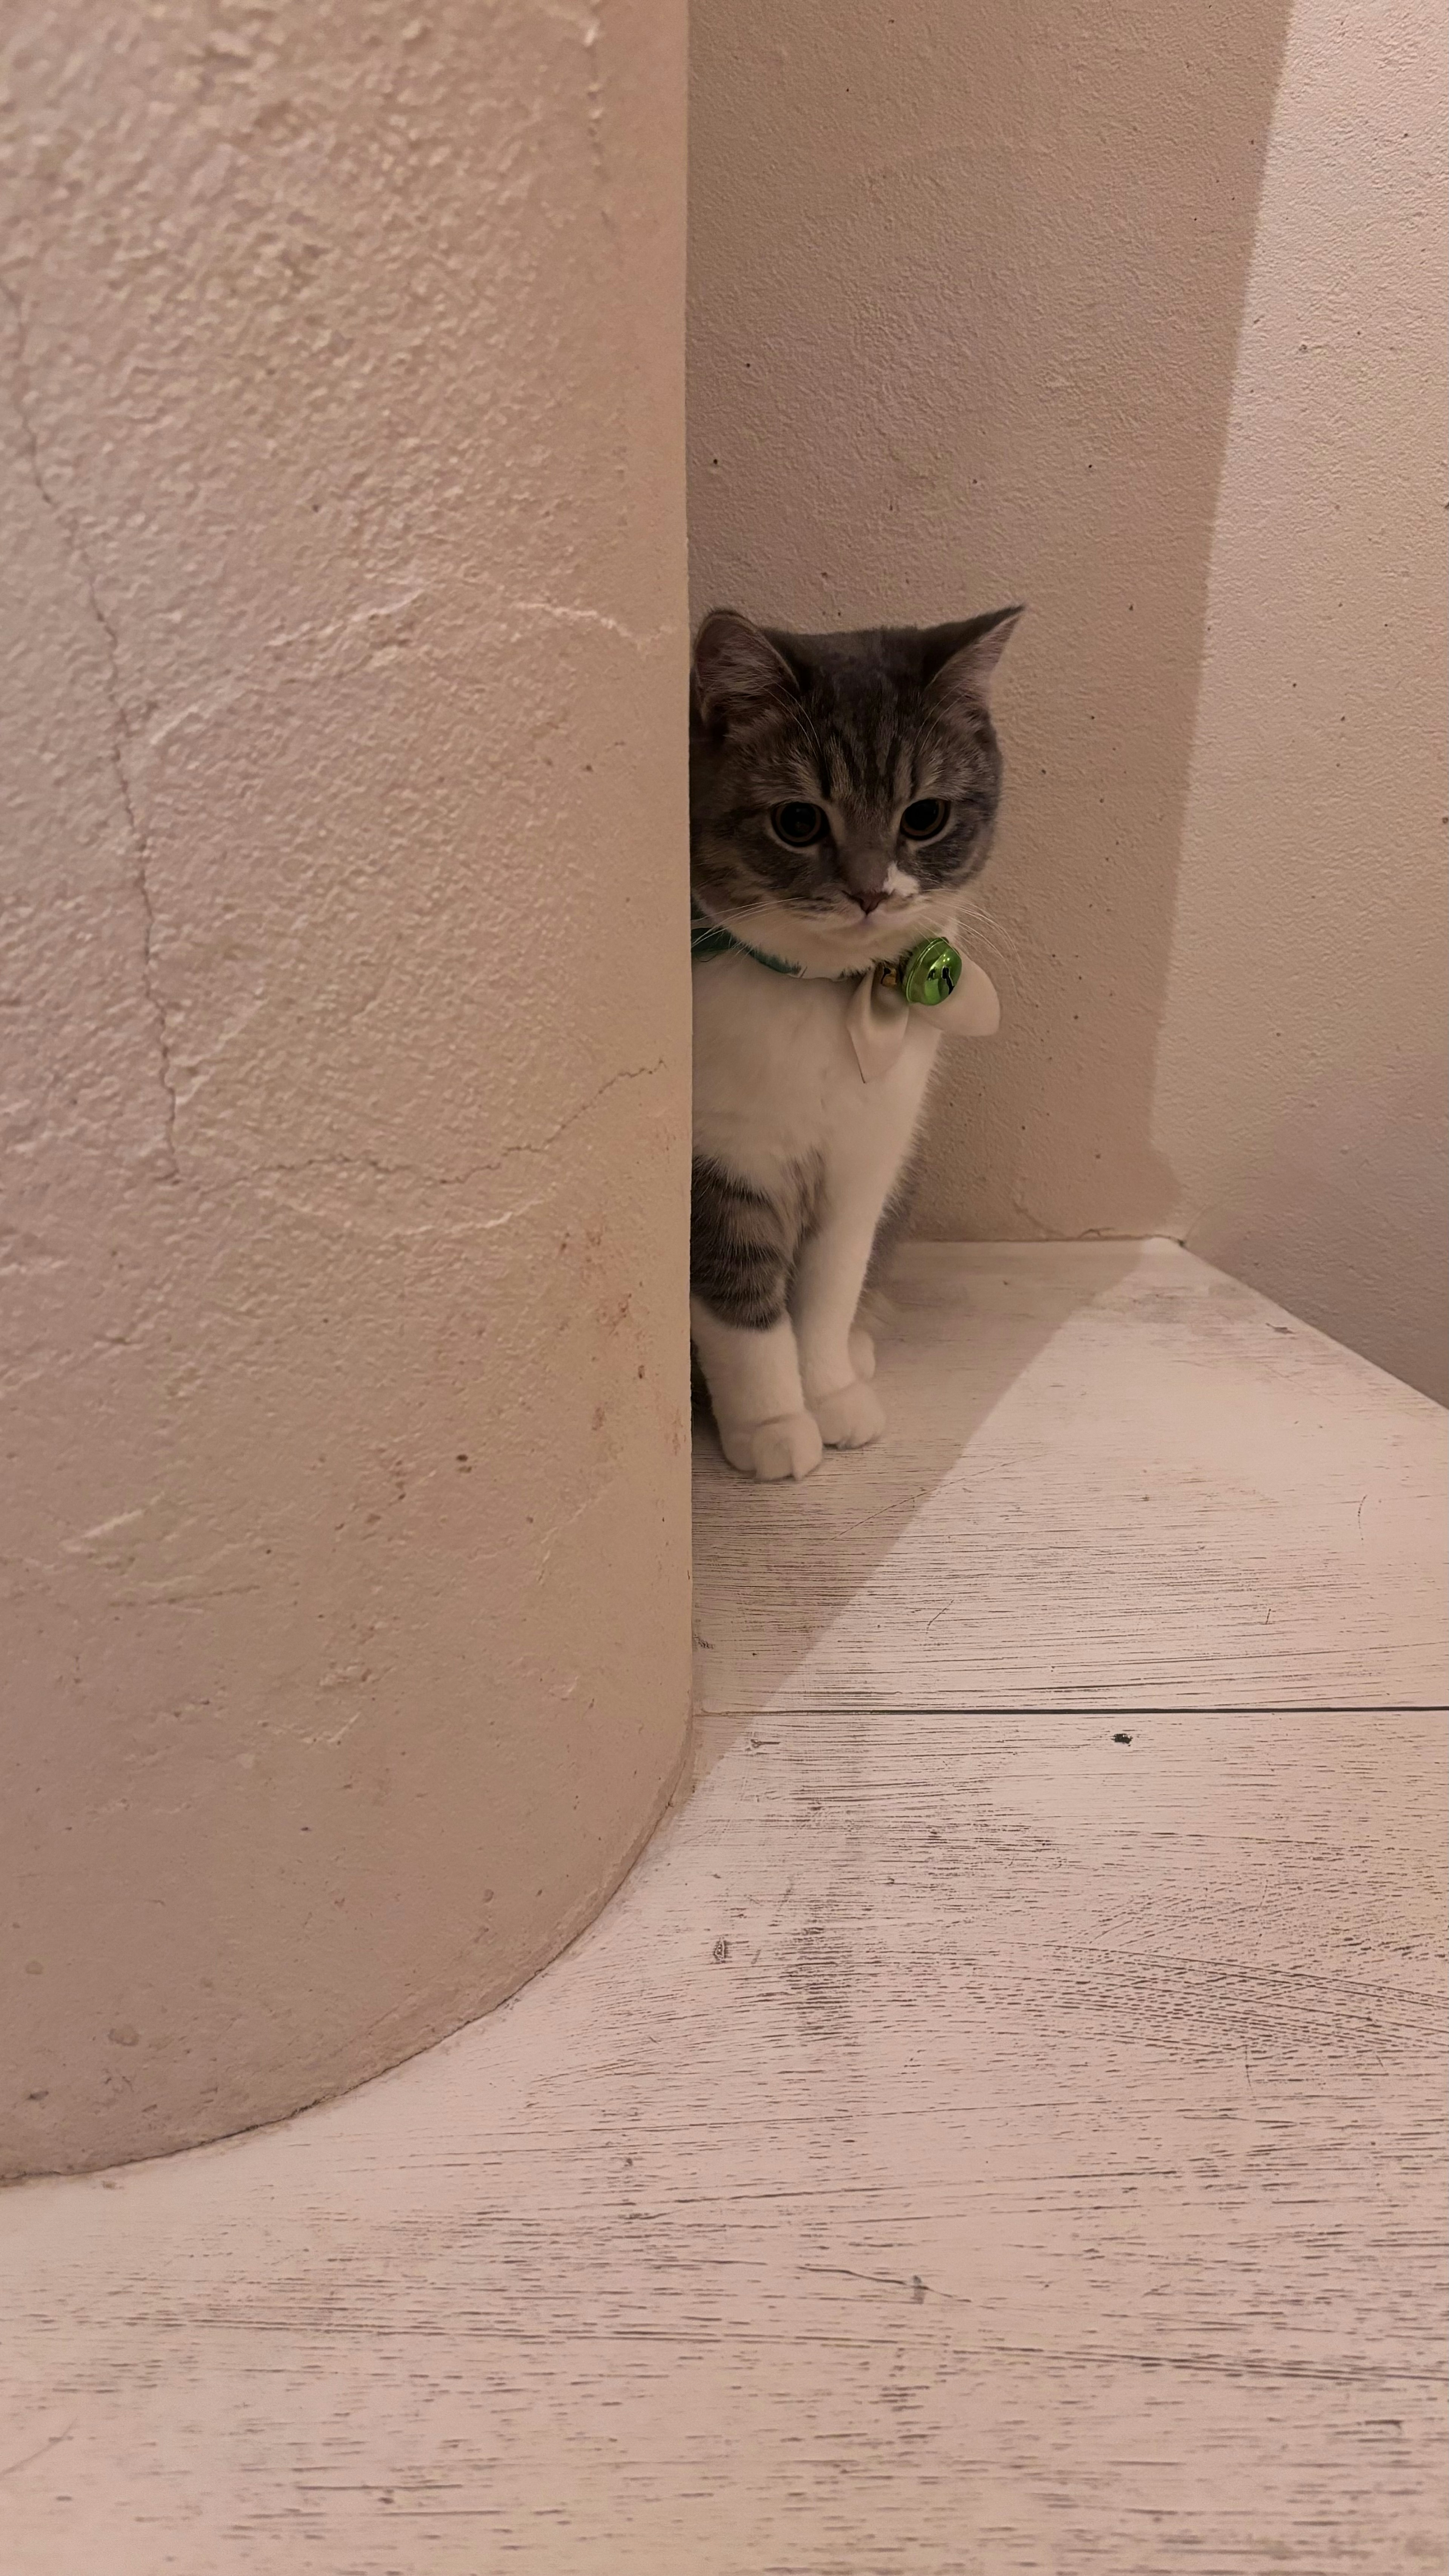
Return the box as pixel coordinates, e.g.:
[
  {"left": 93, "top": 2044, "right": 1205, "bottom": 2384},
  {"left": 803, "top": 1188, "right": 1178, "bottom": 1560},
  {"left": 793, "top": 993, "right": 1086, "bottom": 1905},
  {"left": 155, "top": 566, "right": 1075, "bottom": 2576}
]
[
  {"left": 695, "top": 1241, "right": 1447, "bottom": 1714},
  {"left": 3, "top": 1244, "right": 1445, "bottom": 2574}
]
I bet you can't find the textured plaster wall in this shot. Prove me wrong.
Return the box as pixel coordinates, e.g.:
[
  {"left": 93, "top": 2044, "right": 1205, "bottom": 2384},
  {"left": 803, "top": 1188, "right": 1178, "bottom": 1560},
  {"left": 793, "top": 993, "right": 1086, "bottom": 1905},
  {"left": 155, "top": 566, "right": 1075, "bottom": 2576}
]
[
  {"left": 1, "top": 0, "right": 691, "bottom": 2177},
  {"left": 1150, "top": 0, "right": 1447, "bottom": 1401},
  {"left": 689, "top": 0, "right": 1447, "bottom": 1399}
]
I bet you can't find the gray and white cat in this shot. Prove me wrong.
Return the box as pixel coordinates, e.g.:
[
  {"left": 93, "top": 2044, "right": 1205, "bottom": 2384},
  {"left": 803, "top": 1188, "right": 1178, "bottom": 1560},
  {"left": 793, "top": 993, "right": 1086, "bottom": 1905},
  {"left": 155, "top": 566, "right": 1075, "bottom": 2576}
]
[{"left": 690, "top": 605, "right": 1021, "bottom": 1479}]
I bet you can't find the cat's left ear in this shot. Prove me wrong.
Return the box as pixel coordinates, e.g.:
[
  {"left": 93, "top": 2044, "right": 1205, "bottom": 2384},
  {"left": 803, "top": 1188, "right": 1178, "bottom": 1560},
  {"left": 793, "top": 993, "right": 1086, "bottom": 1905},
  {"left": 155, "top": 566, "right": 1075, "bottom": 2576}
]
[
  {"left": 922, "top": 604, "right": 1024, "bottom": 707},
  {"left": 692, "top": 609, "right": 799, "bottom": 731}
]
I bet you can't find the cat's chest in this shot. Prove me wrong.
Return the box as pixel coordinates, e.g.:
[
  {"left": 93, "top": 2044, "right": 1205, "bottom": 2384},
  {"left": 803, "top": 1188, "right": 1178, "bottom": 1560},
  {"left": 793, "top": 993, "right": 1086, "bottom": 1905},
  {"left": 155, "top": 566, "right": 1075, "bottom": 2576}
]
[{"left": 692, "top": 955, "right": 936, "bottom": 1184}]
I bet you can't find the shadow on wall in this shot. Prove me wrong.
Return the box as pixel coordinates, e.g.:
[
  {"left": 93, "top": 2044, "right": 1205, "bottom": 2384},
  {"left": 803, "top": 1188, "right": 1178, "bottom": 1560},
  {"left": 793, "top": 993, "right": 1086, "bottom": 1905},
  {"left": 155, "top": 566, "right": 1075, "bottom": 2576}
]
[
  {"left": 687, "top": 0, "right": 1292, "bottom": 1240},
  {"left": 1191, "top": 1055, "right": 1449, "bottom": 1407}
]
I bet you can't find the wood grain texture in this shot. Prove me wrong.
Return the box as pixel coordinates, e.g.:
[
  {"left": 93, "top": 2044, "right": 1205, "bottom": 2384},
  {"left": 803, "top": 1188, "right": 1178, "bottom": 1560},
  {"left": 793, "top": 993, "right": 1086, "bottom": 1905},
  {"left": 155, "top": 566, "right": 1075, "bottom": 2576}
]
[
  {"left": 2, "top": 1707, "right": 1444, "bottom": 2573},
  {"left": 694, "top": 1241, "right": 1449, "bottom": 1713}
]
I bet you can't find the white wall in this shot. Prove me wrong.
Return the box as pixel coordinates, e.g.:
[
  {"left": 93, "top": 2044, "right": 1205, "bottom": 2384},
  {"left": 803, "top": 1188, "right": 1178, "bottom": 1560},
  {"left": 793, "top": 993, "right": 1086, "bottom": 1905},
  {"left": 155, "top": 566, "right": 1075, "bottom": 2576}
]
[
  {"left": 1152, "top": 0, "right": 1447, "bottom": 1399},
  {"left": 2, "top": 0, "right": 691, "bottom": 2176},
  {"left": 688, "top": 0, "right": 1446, "bottom": 1399}
]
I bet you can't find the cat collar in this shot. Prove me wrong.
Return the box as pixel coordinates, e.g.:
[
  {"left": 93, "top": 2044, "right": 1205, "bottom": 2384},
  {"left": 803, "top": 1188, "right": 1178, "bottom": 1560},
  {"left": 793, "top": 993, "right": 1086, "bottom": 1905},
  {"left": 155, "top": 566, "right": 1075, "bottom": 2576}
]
[
  {"left": 689, "top": 904, "right": 963, "bottom": 1006},
  {"left": 689, "top": 902, "right": 999, "bottom": 1083}
]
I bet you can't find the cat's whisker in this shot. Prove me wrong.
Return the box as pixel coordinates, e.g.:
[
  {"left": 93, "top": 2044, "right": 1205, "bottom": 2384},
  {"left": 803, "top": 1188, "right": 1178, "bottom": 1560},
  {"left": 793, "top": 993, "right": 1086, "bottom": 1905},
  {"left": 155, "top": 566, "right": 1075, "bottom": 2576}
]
[
  {"left": 951, "top": 923, "right": 1013, "bottom": 975},
  {"left": 950, "top": 896, "right": 1021, "bottom": 975},
  {"left": 955, "top": 889, "right": 1016, "bottom": 942},
  {"left": 710, "top": 902, "right": 778, "bottom": 943}
]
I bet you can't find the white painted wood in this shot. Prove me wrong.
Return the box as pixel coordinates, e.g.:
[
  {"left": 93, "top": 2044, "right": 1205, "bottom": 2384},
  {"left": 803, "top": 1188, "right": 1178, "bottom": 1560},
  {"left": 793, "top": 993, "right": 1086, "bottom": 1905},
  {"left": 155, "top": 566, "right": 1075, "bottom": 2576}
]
[
  {"left": 1, "top": 1708, "right": 1443, "bottom": 2572},
  {"left": 695, "top": 1241, "right": 1448, "bottom": 1714}
]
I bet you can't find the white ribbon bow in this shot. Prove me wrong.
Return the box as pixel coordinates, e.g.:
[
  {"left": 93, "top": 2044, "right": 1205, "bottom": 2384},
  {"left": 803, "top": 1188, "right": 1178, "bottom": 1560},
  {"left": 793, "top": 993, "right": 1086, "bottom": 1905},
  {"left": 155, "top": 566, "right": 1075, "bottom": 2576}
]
[{"left": 845, "top": 953, "right": 1001, "bottom": 1081}]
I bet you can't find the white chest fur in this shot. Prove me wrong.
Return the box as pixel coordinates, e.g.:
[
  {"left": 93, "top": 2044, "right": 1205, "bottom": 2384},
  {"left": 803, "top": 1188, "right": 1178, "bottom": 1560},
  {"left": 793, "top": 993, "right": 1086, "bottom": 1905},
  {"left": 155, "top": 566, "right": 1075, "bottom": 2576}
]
[{"left": 692, "top": 951, "right": 940, "bottom": 1203}]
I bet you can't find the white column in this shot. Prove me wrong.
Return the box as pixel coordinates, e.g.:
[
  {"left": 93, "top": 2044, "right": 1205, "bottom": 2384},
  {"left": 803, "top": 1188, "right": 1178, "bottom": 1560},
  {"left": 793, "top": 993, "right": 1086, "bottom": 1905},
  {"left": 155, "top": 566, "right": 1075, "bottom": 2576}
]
[{"left": 0, "top": 0, "right": 691, "bottom": 2176}]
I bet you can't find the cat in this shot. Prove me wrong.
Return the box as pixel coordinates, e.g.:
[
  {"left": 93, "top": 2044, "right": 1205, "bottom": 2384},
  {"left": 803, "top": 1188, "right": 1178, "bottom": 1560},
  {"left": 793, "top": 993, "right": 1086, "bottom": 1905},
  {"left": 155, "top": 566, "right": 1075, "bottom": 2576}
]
[{"left": 689, "top": 604, "right": 1021, "bottom": 1479}]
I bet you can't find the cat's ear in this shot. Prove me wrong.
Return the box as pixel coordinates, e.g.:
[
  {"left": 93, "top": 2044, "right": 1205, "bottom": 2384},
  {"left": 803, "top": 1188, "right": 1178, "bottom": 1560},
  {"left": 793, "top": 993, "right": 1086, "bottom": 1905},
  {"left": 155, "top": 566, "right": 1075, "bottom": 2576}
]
[
  {"left": 922, "top": 605, "right": 1024, "bottom": 707},
  {"left": 692, "top": 609, "right": 799, "bottom": 729}
]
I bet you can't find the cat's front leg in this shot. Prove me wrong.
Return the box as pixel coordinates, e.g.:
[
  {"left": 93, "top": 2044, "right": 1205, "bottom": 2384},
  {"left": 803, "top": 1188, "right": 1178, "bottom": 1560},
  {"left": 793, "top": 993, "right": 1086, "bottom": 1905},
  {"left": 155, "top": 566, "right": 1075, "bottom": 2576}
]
[
  {"left": 690, "top": 1304, "right": 823, "bottom": 1480},
  {"left": 847, "top": 1323, "right": 877, "bottom": 1380},
  {"left": 791, "top": 1200, "right": 889, "bottom": 1451},
  {"left": 690, "top": 1157, "right": 823, "bottom": 1480}
]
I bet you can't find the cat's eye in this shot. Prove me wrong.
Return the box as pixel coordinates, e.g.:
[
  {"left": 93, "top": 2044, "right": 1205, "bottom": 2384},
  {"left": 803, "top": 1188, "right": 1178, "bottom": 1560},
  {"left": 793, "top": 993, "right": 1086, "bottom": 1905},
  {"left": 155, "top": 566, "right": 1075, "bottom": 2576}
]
[
  {"left": 770, "top": 801, "right": 829, "bottom": 848},
  {"left": 900, "top": 798, "right": 951, "bottom": 842}
]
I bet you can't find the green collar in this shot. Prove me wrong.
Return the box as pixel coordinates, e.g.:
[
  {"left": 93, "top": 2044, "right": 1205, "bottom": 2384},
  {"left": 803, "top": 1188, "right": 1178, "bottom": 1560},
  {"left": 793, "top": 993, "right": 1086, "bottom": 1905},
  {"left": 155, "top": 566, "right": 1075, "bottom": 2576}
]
[
  {"left": 689, "top": 901, "right": 801, "bottom": 977},
  {"left": 689, "top": 901, "right": 963, "bottom": 1008}
]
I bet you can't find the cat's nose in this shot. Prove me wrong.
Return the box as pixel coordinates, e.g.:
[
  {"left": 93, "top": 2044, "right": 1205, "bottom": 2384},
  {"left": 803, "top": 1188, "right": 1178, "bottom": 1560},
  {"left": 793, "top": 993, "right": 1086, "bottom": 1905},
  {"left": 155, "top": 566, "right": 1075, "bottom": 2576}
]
[{"left": 855, "top": 889, "right": 886, "bottom": 916}]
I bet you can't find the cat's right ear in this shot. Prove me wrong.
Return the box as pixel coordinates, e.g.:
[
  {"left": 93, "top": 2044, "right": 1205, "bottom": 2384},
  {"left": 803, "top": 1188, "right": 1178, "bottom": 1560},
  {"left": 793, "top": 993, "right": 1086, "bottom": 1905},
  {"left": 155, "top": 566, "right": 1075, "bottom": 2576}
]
[
  {"left": 692, "top": 610, "right": 798, "bottom": 731},
  {"left": 922, "top": 605, "right": 1024, "bottom": 708}
]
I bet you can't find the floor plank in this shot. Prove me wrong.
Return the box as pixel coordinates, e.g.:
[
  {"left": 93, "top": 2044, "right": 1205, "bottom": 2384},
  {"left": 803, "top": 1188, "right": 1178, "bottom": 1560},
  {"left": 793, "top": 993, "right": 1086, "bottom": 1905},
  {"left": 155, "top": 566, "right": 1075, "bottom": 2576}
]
[
  {"left": 2, "top": 1707, "right": 1444, "bottom": 2574},
  {"left": 694, "top": 1241, "right": 1449, "bottom": 1714}
]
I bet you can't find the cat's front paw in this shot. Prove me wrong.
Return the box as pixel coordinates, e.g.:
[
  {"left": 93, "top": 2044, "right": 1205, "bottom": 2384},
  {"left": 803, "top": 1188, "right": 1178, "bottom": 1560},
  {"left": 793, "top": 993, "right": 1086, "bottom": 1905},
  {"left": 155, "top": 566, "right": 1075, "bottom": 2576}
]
[
  {"left": 813, "top": 1381, "right": 886, "bottom": 1450},
  {"left": 720, "top": 1410, "right": 824, "bottom": 1481}
]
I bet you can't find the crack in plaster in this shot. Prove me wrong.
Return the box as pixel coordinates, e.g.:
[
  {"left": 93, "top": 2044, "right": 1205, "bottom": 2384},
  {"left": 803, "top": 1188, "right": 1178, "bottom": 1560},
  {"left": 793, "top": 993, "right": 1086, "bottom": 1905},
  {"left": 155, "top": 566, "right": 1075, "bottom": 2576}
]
[
  {"left": 528, "top": 2, "right": 607, "bottom": 205},
  {"left": 1006, "top": 1181, "right": 1054, "bottom": 1241},
  {"left": 255, "top": 1056, "right": 669, "bottom": 1193},
  {"left": 512, "top": 597, "right": 671, "bottom": 654},
  {"left": 581, "top": 8, "right": 606, "bottom": 203},
  {"left": 1, "top": 276, "right": 180, "bottom": 1178}
]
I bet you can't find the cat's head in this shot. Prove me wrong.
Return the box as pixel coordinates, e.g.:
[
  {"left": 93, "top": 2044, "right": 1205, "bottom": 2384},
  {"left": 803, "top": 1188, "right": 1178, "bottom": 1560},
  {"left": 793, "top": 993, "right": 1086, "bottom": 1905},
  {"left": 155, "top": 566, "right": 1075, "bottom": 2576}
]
[{"left": 689, "top": 606, "right": 1022, "bottom": 975}]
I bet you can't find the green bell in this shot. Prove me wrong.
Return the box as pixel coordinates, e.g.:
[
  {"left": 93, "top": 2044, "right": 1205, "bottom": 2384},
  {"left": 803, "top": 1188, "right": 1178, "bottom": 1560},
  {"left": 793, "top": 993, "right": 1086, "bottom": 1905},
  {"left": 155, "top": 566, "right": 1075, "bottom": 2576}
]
[{"left": 897, "top": 935, "right": 962, "bottom": 1007}]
